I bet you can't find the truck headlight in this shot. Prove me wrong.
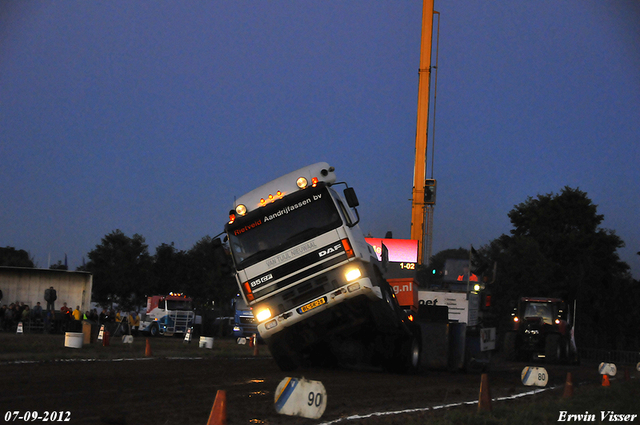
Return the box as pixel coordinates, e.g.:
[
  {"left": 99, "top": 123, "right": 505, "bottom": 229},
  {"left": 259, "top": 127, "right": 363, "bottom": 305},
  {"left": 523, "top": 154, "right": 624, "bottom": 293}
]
[
  {"left": 256, "top": 308, "right": 272, "bottom": 322},
  {"left": 344, "top": 267, "right": 361, "bottom": 282}
]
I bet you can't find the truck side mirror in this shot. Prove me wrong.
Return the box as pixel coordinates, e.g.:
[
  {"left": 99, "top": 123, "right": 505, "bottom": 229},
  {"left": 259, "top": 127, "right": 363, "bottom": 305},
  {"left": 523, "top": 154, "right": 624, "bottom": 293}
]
[{"left": 343, "top": 187, "right": 359, "bottom": 208}]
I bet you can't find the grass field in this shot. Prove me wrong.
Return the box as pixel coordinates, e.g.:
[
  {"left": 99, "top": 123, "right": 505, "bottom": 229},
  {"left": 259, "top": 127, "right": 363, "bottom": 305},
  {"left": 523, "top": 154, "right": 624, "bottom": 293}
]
[
  {"left": 2, "top": 332, "right": 638, "bottom": 424},
  {"left": 353, "top": 379, "right": 640, "bottom": 425},
  {"left": 0, "top": 331, "right": 269, "bottom": 362}
]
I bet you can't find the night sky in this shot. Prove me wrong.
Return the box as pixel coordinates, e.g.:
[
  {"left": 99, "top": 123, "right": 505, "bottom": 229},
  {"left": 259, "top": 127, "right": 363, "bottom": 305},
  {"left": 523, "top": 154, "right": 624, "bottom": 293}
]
[{"left": 2, "top": 1, "right": 639, "bottom": 278}]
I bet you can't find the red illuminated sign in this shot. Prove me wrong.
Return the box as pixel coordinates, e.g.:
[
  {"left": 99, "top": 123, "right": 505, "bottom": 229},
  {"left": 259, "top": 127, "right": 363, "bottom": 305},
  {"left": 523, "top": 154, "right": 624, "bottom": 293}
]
[{"left": 365, "top": 238, "right": 418, "bottom": 263}]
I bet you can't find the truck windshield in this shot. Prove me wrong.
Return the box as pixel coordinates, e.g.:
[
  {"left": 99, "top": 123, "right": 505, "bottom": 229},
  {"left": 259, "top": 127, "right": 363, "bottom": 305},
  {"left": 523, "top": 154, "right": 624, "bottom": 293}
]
[
  {"left": 523, "top": 302, "right": 553, "bottom": 324},
  {"left": 166, "top": 300, "right": 192, "bottom": 310},
  {"left": 226, "top": 185, "right": 342, "bottom": 270}
]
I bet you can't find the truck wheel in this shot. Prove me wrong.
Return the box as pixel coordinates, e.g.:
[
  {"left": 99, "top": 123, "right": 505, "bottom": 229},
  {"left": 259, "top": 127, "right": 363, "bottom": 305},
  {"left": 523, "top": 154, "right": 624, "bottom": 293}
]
[
  {"left": 150, "top": 324, "right": 159, "bottom": 337},
  {"left": 268, "top": 341, "right": 298, "bottom": 372},
  {"left": 408, "top": 336, "right": 421, "bottom": 371},
  {"left": 384, "top": 335, "right": 419, "bottom": 374},
  {"left": 504, "top": 331, "right": 517, "bottom": 361},
  {"left": 545, "top": 334, "right": 561, "bottom": 364}
]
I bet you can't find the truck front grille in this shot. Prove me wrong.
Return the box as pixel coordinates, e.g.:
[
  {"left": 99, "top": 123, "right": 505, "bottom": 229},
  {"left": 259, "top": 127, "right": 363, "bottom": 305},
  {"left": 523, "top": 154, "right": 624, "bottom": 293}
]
[{"left": 239, "top": 316, "right": 255, "bottom": 325}]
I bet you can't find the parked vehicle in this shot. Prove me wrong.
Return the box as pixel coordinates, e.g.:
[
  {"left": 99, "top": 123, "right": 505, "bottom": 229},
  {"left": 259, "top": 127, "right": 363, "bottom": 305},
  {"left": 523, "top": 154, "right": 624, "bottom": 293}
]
[{"left": 140, "top": 293, "right": 195, "bottom": 337}]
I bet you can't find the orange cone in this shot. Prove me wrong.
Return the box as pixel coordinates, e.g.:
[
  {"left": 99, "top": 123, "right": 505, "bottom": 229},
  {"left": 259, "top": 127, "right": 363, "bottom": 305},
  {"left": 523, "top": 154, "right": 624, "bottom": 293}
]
[
  {"left": 145, "top": 338, "right": 152, "bottom": 357},
  {"left": 478, "top": 373, "right": 492, "bottom": 412},
  {"left": 562, "top": 372, "right": 574, "bottom": 398},
  {"left": 602, "top": 374, "right": 610, "bottom": 387},
  {"left": 206, "top": 390, "right": 227, "bottom": 425},
  {"left": 253, "top": 334, "right": 259, "bottom": 357}
]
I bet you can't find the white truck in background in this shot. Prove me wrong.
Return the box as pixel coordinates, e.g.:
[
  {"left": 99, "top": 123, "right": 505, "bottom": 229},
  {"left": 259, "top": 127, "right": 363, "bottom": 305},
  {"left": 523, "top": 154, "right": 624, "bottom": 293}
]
[{"left": 139, "top": 293, "right": 196, "bottom": 337}]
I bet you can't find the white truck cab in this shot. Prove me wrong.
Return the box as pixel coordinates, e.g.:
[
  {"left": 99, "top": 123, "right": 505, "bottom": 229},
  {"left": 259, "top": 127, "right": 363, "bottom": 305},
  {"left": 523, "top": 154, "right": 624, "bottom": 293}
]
[{"left": 225, "top": 163, "right": 409, "bottom": 370}]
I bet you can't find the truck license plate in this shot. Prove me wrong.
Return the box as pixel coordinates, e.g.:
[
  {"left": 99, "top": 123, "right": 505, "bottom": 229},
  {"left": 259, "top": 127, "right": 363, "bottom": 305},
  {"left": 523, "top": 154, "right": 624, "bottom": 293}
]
[{"left": 298, "top": 297, "right": 326, "bottom": 314}]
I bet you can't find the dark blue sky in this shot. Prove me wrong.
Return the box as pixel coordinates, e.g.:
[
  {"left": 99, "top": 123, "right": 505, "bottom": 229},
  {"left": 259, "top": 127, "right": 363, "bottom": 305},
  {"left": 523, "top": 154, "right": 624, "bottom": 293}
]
[{"left": 2, "top": 1, "right": 639, "bottom": 278}]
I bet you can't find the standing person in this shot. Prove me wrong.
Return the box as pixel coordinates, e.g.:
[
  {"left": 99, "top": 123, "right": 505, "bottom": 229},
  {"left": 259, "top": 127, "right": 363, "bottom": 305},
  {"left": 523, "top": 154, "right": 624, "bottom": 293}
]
[
  {"left": 21, "top": 305, "right": 31, "bottom": 323},
  {"left": 59, "top": 303, "right": 71, "bottom": 332},
  {"left": 45, "top": 308, "right": 55, "bottom": 333},
  {"left": 0, "top": 304, "right": 7, "bottom": 331},
  {"left": 32, "top": 302, "right": 43, "bottom": 323},
  {"left": 99, "top": 308, "right": 108, "bottom": 324},
  {"left": 72, "top": 306, "right": 81, "bottom": 322},
  {"left": 71, "top": 306, "right": 82, "bottom": 331},
  {"left": 4, "top": 304, "right": 14, "bottom": 331},
  {"left": 129, "top": 311, "right": 140, "bottom": 336},
  {"left": 44, "top": 286, "right": 57, "bottom": 312}
]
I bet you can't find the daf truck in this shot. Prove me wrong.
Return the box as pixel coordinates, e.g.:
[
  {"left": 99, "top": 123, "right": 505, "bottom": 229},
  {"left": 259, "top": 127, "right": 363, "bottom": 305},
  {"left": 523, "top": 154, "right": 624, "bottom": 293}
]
[
  {"left": 225, "top": 162, "right": 416, "bottom": 371},
  {"left": 231, "top": 295, "right": 258, "bottom": 340}
]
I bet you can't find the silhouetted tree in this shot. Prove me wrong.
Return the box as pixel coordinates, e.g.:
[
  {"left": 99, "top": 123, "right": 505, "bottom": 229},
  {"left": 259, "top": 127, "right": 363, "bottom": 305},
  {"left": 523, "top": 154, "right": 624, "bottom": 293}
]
[
  {"left": 483, "top": 187, "right": 634, "bottom": 350},
  {"left": 85, "top": 230, "right": 152, "bottom": 310},
  {"left": 0, "top": 247, "right": 35, "bottom": 268}
]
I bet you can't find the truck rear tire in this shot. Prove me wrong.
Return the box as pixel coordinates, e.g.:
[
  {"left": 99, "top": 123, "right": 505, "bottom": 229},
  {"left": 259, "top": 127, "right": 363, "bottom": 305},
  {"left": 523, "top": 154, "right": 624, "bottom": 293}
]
[
  {"left": 383, "top": 334, "right": 419, "bottom": 374},
  {"left": 504, "top": 331, "right": 517, "bottom": 361},
  {"left": 545, "top": 334, "right": 561, "bottom": 364},
  {"left": 268, "top": 341, "right": 299, "bottom": 372}
]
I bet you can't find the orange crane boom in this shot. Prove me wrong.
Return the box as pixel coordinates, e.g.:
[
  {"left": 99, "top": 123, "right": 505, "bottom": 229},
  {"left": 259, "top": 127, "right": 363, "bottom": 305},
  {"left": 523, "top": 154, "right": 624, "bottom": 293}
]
[{"left": 410, "top": 0, "right": 435, "bottom": 265}]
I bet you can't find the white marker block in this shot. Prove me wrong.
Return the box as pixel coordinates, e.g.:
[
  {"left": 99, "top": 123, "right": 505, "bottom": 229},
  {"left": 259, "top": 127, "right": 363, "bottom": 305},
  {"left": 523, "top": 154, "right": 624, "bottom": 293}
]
[
  {"left": 521, "top": 366, "right": 548, "bottom": 387},
  {"left": 598, "top": 362, "right": 617, "bottom": 376},
  {"left": 274, "top": 377, "right": 327, "bottom": 419}
]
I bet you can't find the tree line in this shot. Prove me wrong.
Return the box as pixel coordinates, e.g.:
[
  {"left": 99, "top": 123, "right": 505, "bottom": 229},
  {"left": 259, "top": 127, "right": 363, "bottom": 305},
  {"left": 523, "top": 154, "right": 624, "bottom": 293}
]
[
  {"left": 1, "top": 233, "right": 237, "bottom": 313},
  {"left": 3, "top": 186, "right": 638, "bottom": 350},
  {"left": 80, "top": 231, "right": 237, "bottom": 312},
  {"left": 422, "top": 186, "right": 639, "bottom": 352}
]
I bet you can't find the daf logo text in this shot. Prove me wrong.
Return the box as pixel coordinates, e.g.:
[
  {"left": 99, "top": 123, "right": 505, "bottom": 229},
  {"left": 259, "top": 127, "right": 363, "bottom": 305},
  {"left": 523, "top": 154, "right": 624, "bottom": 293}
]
[{"left": 319, "top": 244, "right": 343, "bottom": 257}]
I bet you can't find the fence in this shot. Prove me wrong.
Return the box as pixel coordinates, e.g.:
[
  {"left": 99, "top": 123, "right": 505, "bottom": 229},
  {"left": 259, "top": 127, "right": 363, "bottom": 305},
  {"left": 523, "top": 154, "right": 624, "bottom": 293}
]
[{"left": 579, "top": 347, "right": 640, "bottom": 366}]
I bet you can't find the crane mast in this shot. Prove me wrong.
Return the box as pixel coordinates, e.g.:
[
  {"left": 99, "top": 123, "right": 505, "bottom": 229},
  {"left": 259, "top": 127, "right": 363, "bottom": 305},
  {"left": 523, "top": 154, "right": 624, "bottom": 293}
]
[{"left": 410, "top": 0, "right": 435, "bottom": 265}]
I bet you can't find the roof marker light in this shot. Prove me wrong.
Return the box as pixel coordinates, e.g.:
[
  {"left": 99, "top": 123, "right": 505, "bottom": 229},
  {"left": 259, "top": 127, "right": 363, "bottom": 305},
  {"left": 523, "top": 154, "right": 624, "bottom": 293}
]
[
  {"left": 296, "top": 177, "right": 308, "bottom": 189},
  {"left": 235, "top": 204, "right": 247, "bottom": 216}
]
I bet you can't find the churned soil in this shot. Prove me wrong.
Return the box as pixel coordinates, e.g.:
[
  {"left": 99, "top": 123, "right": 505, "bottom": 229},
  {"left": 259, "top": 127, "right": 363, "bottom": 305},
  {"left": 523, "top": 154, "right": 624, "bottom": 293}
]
[{"left": 0, "top": 343, "right": 608, "bottom": 425}]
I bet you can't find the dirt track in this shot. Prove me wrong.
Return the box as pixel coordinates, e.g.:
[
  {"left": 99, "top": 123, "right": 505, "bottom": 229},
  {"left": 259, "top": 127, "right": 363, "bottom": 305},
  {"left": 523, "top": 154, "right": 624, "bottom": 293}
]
[{"left": 0, "top": 348, "right": 610, "bottom": 425}]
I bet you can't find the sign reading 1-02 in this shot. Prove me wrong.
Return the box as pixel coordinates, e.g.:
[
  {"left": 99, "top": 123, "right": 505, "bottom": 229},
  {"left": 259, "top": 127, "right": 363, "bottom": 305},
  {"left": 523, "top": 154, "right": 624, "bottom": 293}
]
[{"left": 399, "top": 263, "right": 416, "bottom": 270}]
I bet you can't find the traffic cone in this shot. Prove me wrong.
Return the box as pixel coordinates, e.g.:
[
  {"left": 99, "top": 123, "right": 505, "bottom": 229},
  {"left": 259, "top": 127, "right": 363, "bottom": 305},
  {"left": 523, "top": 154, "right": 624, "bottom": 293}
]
[
  {"left": 602, "top": 374, "right": 610, "bottom": 387},
  {"left": 145, "top": 338, "right": 153, "bottom": 357},
  {"left": 16, "top": 322, "right": 23, "bottom": 334},
  {"left": 253, "top": 334, "right": 259, "bottom": 357},
  {"left": 206, "top": 390, "right": 227, "bottom": 425},
  {"left": 478, "top": 373, "right": 492, "bottom": 412},
  {"left": 562, "top": 372, "right": 574, "bottom": 398}
]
